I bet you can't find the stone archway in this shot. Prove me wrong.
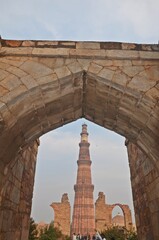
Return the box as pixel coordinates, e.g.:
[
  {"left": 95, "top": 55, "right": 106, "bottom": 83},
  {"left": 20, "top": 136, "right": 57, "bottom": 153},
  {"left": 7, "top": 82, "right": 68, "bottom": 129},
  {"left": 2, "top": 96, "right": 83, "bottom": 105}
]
[
  {"left": 111, "top": 203, "right": 132, "bottom": 230},
  {"left": 0, "top": 39, "right": 158, "bottom": 240},
  {"left": 95, "top": 192, "right": 132, "bottom": 232}
]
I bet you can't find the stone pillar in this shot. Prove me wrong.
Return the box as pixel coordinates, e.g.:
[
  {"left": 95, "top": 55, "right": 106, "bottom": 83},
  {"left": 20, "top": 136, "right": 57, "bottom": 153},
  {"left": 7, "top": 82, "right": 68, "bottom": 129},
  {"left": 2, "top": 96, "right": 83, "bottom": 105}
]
[
  {"left": 119, "top": 205, "right": 132, "bottom": 230},
  {"left": 0, "top": 140, "right": 39, "bottom": 240},
  {"left": 50, "top": 193, "right": 71, "bottom": 236},
  {"left": 72, "top": 124, "right": 95, "bottom": 237},
  {"left": 126, "top": 141, "right": 159, "bottom": 240}
]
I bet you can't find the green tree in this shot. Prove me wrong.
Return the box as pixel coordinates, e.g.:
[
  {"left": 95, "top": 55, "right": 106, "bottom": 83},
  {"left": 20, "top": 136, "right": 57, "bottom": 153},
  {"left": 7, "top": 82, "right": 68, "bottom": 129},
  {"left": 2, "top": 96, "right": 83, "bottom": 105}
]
[
  {"left": 101, "top": 226, "right": 138, "bottom": 240},
  {"left": 38, "top": 222, "right": 62, "bottom": 240},
  {"left": 101, "top": 226, "right": 125, "bottom": 240},
  {"left": 28, "top": 218, "right": 38, "bottom": 240},
  {"left": 127, "top": 230, "right": 138, "bottom": 240}
]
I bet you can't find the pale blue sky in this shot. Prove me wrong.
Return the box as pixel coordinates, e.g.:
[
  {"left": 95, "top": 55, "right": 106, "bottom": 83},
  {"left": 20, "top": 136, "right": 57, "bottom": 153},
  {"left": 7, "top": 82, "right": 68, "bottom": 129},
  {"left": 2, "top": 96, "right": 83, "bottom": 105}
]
[
  {"left": 1, "top": 0, "right": 159, "bottom": 42},
  {"left": 1, "top": 0, "right": 159, "bottom": 224},
  {"left": 32, "top": 119, "right": 132, "bottom": 223}
]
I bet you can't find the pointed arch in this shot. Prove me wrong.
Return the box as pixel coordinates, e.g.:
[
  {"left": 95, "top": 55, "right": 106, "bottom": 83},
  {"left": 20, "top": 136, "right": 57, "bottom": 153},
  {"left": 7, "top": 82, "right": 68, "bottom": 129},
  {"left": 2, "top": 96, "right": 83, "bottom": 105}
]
[{"left": 0, "top": 39, "right": 159, "bottom": 239}]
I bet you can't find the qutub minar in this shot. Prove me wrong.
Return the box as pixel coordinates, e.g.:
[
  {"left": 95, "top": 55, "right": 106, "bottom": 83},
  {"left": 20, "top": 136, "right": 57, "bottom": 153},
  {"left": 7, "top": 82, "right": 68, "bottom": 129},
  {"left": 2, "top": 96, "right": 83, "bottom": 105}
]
[
  {"left": 71, "top": 123, "right": 95, "bottom": 236},
  {"left": 50, "top": 124, "right": 133, "bottom": 237}
]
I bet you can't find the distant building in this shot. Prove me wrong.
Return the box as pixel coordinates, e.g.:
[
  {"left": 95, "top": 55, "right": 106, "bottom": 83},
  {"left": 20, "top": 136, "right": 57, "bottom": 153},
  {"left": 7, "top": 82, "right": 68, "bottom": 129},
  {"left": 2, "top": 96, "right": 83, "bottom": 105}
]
[
  {"left": 112, "top": 214, "right": 125, "bottom": 227},
  {"left": 51, "top": 125, "right": 133, "bottom": 237}
]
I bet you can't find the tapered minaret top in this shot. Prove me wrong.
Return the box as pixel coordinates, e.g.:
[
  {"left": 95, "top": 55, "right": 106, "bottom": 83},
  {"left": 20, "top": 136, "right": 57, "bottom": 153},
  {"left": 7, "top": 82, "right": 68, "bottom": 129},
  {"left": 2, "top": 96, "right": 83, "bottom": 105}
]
[{"left": 71, "top": 124, "right": 95, "bottom": 237}]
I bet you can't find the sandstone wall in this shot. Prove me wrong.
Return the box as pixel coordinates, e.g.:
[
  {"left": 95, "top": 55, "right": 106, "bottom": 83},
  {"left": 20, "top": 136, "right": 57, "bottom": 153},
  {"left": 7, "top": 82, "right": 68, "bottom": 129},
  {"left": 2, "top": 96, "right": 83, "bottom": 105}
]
[
  {"left": 95, "top": 192, "right": 133, "bottom": 232},
  {"left": 50, "top": 193, "right": 71, "bottom": 236},
  {"left": 0, "top": 140, "right": 39, "bottom": 240},
  {"left": 95, "top": 192, "right": 112, "bottom": 231},
  {"left": 127, "top": 141, "right": 159, "bottom": 240}
]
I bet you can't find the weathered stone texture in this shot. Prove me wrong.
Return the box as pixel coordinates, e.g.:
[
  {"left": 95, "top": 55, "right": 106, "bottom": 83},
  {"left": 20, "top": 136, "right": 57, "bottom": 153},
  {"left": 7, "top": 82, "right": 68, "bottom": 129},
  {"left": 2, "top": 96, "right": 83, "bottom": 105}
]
[
  {"left": 0, "top": 140, "right": 39, "bottom": 240},
  {"left": 126, "top": 141, "right": 159, "bottom": 240}
]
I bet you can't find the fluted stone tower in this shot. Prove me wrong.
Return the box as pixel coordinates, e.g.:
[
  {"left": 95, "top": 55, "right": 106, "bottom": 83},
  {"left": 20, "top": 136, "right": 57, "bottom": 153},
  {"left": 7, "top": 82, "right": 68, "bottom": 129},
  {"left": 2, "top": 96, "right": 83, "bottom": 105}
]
[{"left": 72, "top": 124, "right": 95, "bottom": 236}]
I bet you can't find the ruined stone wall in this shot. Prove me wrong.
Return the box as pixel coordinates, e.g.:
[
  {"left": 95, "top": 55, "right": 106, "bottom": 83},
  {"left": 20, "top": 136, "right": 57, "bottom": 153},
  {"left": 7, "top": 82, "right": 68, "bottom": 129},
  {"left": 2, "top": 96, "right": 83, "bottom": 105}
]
[
  {"left": 95, "top": 192, "right": 133, "bottom": 232},
  {"left": 127, "top": 141, "right": 159, "bottom": 240},
  {"left": 51, "top": 192, "right": 133, "bottom": 236},
  {"left": 50, "top": 193, "right": 71, "bottom": 236},
  {"left": 0, "top": 140, "right": 39, "bottom": 240},
  {"left": 95, "top": 192, "right": 112, "bottom": 231}
]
